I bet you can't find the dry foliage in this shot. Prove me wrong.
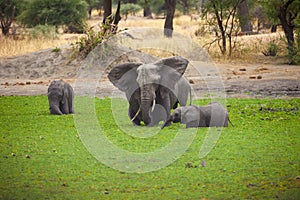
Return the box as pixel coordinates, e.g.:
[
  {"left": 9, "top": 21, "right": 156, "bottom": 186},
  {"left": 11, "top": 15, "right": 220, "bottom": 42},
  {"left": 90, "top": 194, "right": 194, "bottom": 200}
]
[
  {"left": 0, "top": 35, "right": 80, "bottom": 58},
  {"left": 0, "top": 15, "right": 288, "bottom": 63}
]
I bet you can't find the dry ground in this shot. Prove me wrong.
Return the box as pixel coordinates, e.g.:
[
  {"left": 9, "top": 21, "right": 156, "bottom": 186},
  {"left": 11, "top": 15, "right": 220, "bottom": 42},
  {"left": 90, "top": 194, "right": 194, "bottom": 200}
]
[
  {"left": 0, "top": 15, "right": 299, "bottom": 98},
  {"left": 0, "top": 45, "right": 299, "bottom": 98}
]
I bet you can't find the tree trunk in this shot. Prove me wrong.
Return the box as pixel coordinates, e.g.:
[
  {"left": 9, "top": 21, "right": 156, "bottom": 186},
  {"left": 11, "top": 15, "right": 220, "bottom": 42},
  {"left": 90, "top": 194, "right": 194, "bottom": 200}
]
[
  {"left": 1, "top": 22, "right": 11, "bottom": 36},
  {"left": 144, "top": 0, "right": 152, "bottom": 18},
  {"left": 237, "top": 0, "right": 252, "bottom": 33},
  {"left": 112, "top": 0, "right": 122, "bottom": 32},
  {"left": 278, "top": 0, "right": 295, "bottom": 63},
  {"left": 178, "top": 0, "right": 189, "bottom": 15},
  {"left": 212, "top": 3, "right": 226, "bottom": 55},
  {"left": 103, "top": 0, "right": 112, "bottom": 24},
  {"left": 271, "top": 24, "right": 277, "bottom": 33},
  {"left": 164, "top": 0, "right": 176, "bottom": 37},
  {"left": 1, "top": 5, "right": 15, "bottom": 36},
  {"left": 144, "top": 6, "right": 152, "bottom": 18},
  {"left": 88, "top": 7, "right": 92, "bottom": 19}
]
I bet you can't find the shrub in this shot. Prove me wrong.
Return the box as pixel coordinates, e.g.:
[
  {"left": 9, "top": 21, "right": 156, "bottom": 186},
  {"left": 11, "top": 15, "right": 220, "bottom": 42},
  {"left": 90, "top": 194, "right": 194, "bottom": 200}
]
[
  {"left": 262, "top": 41, "right": 279, "bottom": 56},
  {"left": 121, "top": 3, "right": 142, "bottom": 20},
  {"left": 73, "top": 20, "right": 118, "bottom": 58},
  {"left": 29, "top": 25, "right": 57, "bottom": 39},
  {"left": 17, "top": 0, "right": 87, "bottom": 33}
]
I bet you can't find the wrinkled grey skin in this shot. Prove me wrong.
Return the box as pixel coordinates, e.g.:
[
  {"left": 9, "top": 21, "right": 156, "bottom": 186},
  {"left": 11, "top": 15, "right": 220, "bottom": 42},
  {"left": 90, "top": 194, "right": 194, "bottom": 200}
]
[
  {"left": 48, "top": 80, "right": 74, "bottom": 115},
  {"left": 108, "top": 56, "right": 190, "bottom": 126},
  {"left": 162, "top": 102, "right": 229, "bottom": 129}
]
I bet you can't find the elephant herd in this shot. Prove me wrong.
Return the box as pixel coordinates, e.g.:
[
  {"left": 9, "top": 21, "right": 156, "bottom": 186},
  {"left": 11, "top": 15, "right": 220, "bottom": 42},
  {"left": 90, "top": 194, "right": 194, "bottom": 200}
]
[{"left": 48, "top": 56, "right": 231, "bottom": 128}]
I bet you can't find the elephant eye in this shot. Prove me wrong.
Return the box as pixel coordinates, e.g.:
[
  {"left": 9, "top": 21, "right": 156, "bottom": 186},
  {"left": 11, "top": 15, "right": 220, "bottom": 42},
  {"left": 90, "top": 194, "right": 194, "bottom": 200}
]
[{"left": 174, "top": 113, "right": 179, "bottom": 117}]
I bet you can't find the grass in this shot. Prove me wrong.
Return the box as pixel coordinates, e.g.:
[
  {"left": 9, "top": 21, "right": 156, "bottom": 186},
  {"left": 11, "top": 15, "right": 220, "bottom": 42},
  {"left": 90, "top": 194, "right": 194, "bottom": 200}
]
[
  {"left": 0, "top": 96, "right": 299, "bottom": 199},
  {"left": 0, "top": 34, "right": 80, "bottom": 58}
]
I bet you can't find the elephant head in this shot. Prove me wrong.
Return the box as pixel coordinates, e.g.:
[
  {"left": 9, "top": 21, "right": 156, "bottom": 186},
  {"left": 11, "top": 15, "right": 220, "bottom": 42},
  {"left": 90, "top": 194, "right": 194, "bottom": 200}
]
[
  {"left": 108, "top": 56, "right": 189, "bottom": 126},
  {"left": 161, "top": 106, "right": 201, "bottom": 129}
]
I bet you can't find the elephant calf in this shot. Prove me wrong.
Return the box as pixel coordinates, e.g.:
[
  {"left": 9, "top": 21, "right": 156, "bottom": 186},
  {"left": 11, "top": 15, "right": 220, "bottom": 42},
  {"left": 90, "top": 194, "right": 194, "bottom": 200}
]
[
  {"left": 48, "top": 80, "right": 74, "bottom": 115},
  {"left": 161, "top": 102, "right": 230, "bottom": 129}
]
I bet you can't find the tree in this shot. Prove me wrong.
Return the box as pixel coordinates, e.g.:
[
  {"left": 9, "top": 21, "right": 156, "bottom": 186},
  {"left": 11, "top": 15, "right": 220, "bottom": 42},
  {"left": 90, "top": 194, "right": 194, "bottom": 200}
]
[
  {"left": 86, "top": 0, "right": 93, "bottom": 18},
  {"left": 177, "top": 0, "right": 189, "bottom": 14},
  {"left": 261, "top": 0, "right": 300, "bottom": 64},
  {"left": 277, "top": 0, "right": 299, "bottom": 63},
  {"left": 251, "top": 4, "right": 268, "bottom": 32},
  {"left": 164, "top": 0, "right": 176, "bottom": 37},
  {"left": 237, "top": 0, "right": 252, "bottom": 32},
  {"left": 103, "top": 0, "right": 112, "bottom": 23},
  {"left": 0, "top": 0, "right": 23, "bottom": 35},
  {"left": 202, "top": 0, "right": 241, "bottom": 56},
  {"left": 121, "top": 3, "right": 142, "bottom": 20},
  {"left": 75, "top": 0, "right": 121, "bottom": 57},
  {"left": 145, "top": 0, "right": 165, "bottom": 16},
  {"left": 18, "top": 0, "right": 88, "bottom": 33},
  {"left": 144, "top": 5, "right": 152, "bottom": 17},
  {"left": 137, "top": 0, "right": 152, "bottom": 18}
]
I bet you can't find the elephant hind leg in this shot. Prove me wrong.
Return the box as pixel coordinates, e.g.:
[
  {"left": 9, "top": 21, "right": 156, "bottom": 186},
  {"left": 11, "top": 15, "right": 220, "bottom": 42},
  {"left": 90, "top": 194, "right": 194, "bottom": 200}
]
[{"left": 69, "top": 100, "right": 74, "bottom": 114}]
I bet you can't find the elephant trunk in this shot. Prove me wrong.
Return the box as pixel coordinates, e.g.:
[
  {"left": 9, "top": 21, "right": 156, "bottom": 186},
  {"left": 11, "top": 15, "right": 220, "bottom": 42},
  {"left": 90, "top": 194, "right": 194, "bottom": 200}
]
[
  {"left": 161, "top": 118, "right": 172, "bottom": 129},
  {"left": 49, "top": 97, "right": 63, "bottom": 115},
  {"left": 140, "top": 83, "right": 157, "bottom": 126},
  {"left": 141, "top": 99, "right": 152, "bottom": 125}
]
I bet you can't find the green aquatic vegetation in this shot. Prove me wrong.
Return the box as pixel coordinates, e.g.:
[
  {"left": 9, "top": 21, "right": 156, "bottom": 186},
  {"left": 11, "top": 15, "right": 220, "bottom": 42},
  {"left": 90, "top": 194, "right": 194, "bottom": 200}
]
[{"left": 0, "top": 96, "right": 299, "bottom": 199}]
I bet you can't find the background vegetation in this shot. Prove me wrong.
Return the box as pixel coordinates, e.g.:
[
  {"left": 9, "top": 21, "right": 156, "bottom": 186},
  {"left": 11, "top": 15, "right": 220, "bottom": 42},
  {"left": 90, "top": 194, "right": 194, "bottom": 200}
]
[
  {"left": 0, "top": 96, "right": 299, "bottom": 199},
  {"left": 0, "top": 0, "right": 299, "bottom": 63}
]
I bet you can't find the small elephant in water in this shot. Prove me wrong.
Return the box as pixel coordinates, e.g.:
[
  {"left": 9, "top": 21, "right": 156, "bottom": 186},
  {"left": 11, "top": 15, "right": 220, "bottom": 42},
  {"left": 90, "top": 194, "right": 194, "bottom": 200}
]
[
  {"left": 162, "top": 102, "right": 231, "bottom": 129},
  {"left": 48, "top": 80, "right": 74, "bottom": 115}
]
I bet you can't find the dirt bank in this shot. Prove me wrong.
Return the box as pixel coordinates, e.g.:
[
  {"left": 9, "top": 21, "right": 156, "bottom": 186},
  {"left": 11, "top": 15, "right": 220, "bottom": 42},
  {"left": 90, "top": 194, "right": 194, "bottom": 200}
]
[{"left": 0, "top": 46, "right": 299, "bottom": 98}]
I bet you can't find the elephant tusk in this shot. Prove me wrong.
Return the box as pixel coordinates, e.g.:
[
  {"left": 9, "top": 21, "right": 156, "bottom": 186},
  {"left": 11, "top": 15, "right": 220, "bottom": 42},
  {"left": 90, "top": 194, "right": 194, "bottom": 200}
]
[
  {"left": 131, "top": 107, "right": 141, "bottom": 122},
  {"left": 151, "top": 99, "right": 156, "bottom": 112}
]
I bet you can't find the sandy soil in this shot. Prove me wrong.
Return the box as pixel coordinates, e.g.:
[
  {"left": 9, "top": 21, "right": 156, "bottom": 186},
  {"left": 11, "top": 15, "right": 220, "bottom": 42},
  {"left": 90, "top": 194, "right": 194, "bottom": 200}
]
[{"left": 0, "top": 45, "right": 299, "bottom": 98}]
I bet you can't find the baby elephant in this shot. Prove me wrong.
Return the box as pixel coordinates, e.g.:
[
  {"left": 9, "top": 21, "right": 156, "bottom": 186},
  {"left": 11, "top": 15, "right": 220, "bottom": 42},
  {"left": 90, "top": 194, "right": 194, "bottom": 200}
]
[
  {"left": 161, "top": 102, "right": 230, "bottom": 129},
  {"left": 48, "top": 80, "right": 74, "bottom": 115}
]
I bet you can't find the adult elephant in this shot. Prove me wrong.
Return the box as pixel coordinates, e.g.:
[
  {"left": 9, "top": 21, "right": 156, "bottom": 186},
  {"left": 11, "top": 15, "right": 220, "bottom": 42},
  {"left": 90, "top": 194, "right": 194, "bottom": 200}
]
[{"left": 108, "top": 56, "right": 190, "bottom": 126}]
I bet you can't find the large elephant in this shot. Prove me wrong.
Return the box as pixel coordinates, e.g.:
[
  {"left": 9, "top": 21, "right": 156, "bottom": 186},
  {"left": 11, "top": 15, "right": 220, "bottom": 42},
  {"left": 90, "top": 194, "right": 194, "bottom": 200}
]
[
  {"left": 108, "top": 56, "right": 190, "bottom": 126},
  {"left": 47, "top": 80, "right": 74, "bottom": 115},
  {"left": 161, "top": 102, "right": 230, "bottom": 129}
]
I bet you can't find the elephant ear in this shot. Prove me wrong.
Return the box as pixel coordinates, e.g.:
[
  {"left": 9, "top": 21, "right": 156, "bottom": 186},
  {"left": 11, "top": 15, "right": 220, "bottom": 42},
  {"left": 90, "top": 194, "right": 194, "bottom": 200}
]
[
  {"left": 155, "top": 56, "right": 189, "bottom": 89},
  {"left": 108, "top": 62, "right": 143, "bottom": 92}
]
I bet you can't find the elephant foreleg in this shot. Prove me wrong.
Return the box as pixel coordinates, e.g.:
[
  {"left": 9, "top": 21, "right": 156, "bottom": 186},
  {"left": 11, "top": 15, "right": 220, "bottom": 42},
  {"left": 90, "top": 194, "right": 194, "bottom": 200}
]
[
  {"left": 160, "top": 87, "right": 171, "bottom": 127},
  {"left": 129, "top": 106, "right": 141, "bottom": 126}
]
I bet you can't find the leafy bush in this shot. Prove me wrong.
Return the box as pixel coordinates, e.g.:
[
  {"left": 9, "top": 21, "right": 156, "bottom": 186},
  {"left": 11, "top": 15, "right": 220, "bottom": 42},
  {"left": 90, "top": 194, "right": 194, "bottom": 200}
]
[
  {"left": 75, "top": 28, "right": 106, "bottom": 57},
  {"left": 17, "top": 0, "right": 87, "bottom": 33},
  {"left": 29, "top": 25, "right": 57, "bottom": 39},
  {"left": 121, "top": 3, "right": 142, "bottom": 20},
  {"left": 262, "top": 41, "right": 279, "bottom": 56},
  {"left": 287, "top": 47, "right": 300, "bottom": 65},
  {"left": 73, "top": 20, "right": 118, "bottom": 58},
  {"left": 65, "top": 21, "right": 87, "bottom": 34}
]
